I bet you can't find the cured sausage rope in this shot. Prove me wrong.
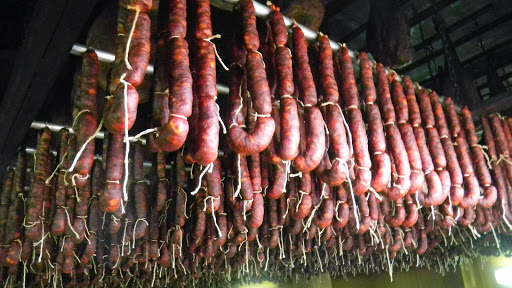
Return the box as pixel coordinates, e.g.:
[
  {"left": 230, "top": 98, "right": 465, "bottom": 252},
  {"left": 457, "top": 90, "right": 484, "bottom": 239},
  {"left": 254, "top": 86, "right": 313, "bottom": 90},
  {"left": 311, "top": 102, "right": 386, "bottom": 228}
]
[
  {"left": 316, "top": 34, "right": 350, "bottom": 187},
  {"left": 66, "top": 50, "right": 101, "bottom": 189},
  {"left": 267, "top": 5, "right": 300, "bottom": 190},
  {"left": 416, "top": 88, "right": 448, "bottom": 208},
  {"left": 291, "top": 24, "right": 325, "bottom": 173},
  {"left": 390, "top": 78, "right": 424, "bottom": 196},
  {"left": 102, "top": 1, "right": 152, "bottom": 207},
  {"left": 339, "top": 46, "right": 371, "bottom": 197},
  {"left": 360, "top": 53, "right": 390, "bottom": 196},
  {"left": 228, "top": 0, "right": 275, "bottom": 156},
  {"left": 376, "top": 64, "right": 410, "bottom": 201}
]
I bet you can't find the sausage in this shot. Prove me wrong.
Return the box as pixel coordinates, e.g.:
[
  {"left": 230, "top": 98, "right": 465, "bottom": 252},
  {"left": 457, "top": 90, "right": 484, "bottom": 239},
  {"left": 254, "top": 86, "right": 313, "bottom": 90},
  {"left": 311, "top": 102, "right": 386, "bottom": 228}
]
[
  {"left": 490, "top": 115, "right": 512, "bottom": 191},
  {"left": 376, "top": 65, "right": 410, "bottom": 199},
  {"left": 415, "top": 89, "right": 448, "bottom": 207},
  {"left": 292, "top": 25, "right": 317, "bottom": 107},
  {"left": 391, "top": 80, "right": 424, "bottom": 195},
  {"left": 444, "top": 98, "right": 461, "bottom": 138},
  {"left": 315, "top": 198, "right": 334, "bottom": 230},
  {"left": 269, "top": 10, "right": 299, "bottom": 161},
  {"left": 460, "top": 108, "right": 497, "bottom": 208},
  {"left": 318, "top": 34, "right": 341, "bottom": 104},
  {"left": 368, "top": 191, "right": 379, "bottom": 222},
  {"left": 482, "top": 117, "right": 511, "bottom": 221},
  {"left": 356, "top": 195, "right": 371, "bottom": 234},
  {"left": 190, "top": 96, "right": 220, "bottom": 165},
  {"left": 25, "top": 128, "right": 52, "bottom": 241},
  {"left": 278, "top": 92, "right": 301, "bottom": 161},
  {"left": 5, "top": 150, "right": 26, "bottom": 244},
  {"left": 240, "top": 0, "right": 259, "bottom": 52},
  {"left": 430, "top": 92, "right": 450, "bottom": 138},
  {"left": 454, "top": 127, "right": 481, "bottom": 209},
  {"left": 341, "top": 49, "right": 371, "bottom": 195},
  {"left": 205, "top": 159, "right": 222, "bottom": 214},
  {"left": 71, "top": 179, "right": 91, "bottom": 243},
  {"left": 104, "top": 83, "right": 139, "bottom": 135},
  {"left": 72, "top": 50, "right": 99, "bottom": 186},
  {"left": 155, "top": 38, "right": 192, "bottom": 151},
  {"left": 108, "top": 8, "right": 151, "bottom": 92},
  {"left": 0, "top": 169, "right": 13, "bottom": 267},
  {"left": 237, "top": 155, "right": 254, "bottom": 204},
  {"left": 248, "top": 192, "right": 264, "bottom": 229},
  {"left": 384, "top": 198, "right": 405, "bottom": 227},
  {"left": 168, "top": 0, "right": 186, "bottom": 38},
  {"left": 430, "top": 92, "right": 464, "bottom": 206},
  {"left": 403, "top": 77, "right": 421, "bottom": 127},
  {"left": 120, "top": 0, "right": 152, "bottom": 13},
  {"left": 188, "top": 0, "right": 219, "bottom": 165},
  {"left": 74, "top": 49, "right": 99, "bottom": 119},
  {"left": 228, "top": 52, "right": 275, "bottom": 155},
  {"left": 317, "top": 41, "right": 352, "bottom": 184},
  {"left": 293, "top": 106, "right": 326, "bottom": 172},
  {"left": 292, "top": 172, "right": 313, "bottom": 220},
  {"left": 402, "top": 195, "right": 418, "bottom": 228},
  {"left": 385, "top": 124, "right": 411, "bottom": 200},
  {"left": 361, "top": 65, "right": 391, "bottom": 193},
  {"left": 322, "top": 105, "right": 351, "bottom": 186},
  {"left": 81, "top": 195, "right": 100, "bottom": 263}
]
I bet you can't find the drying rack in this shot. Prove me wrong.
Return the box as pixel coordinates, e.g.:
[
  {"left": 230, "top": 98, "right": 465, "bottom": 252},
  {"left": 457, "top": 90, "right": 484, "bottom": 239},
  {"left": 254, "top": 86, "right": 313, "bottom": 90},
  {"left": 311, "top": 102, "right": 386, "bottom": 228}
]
[{"left": 31, "top": 0, "right": 462, "bottom": 142}]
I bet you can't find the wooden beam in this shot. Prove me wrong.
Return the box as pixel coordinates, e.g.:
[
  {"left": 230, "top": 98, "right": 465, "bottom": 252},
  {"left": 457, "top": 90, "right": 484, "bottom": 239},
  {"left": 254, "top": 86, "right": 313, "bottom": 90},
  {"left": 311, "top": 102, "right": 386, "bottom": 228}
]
[
  {"left": 398, "top": 11, "right": 512, "bottom": 74},
  {"left": 341, "top": 0, "right": 455, "bottom": 43},
  {"left": 0, "top": 0, "right": 101, "bottom": 174},
  {"left": 412, "top": 4, "right": 492, "bottom": 52},
  {"left": 419, "top": 38, "right": 512, "bottom": 86},
  {"left": 471, "top": 90, "right": 512, "bottom": 120}
]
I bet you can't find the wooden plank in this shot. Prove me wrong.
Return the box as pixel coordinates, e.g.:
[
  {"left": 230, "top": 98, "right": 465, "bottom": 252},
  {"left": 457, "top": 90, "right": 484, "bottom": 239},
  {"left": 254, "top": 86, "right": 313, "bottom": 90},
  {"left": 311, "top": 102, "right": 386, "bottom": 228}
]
[
  {"left": 398, "top": 11, "right": 512, "bottom": 74},
  {"left": 341, "top": 0, "right": 454, "bottom": 43},
  {"left": 471, "top": 91, "right": 512, "bottom": 120},
  {"left": 412, "top": 4, "right": 493, "bottom": 52},
  {"left": 419, "top": 39, "right": 512, "bottom": 86},
  {"left": 0, "top": 0, "right": 101, "bottom": 174}
]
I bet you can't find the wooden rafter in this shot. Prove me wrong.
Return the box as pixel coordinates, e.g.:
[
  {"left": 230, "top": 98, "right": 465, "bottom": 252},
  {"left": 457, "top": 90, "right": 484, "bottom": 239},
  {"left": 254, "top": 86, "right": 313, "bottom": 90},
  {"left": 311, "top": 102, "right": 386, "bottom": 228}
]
[{"left": 0, "top": 0, "right": 102, "bottom": 175}]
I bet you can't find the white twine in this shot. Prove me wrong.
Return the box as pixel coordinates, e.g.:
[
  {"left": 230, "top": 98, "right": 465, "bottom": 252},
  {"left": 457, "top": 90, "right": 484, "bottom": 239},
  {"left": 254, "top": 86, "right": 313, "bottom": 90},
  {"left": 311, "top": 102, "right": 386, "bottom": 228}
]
[
  {"left": 234, "top": 155, "right": 242, "bottom": 198},
  {"left": 345, "top": 162, "right": 360, "bottom": 231},
  {"left": 124, "top": 7, "right": 140, "bottom": 70},
  {"left": 120, "top": 75, "right": 131, "bottom": 210},
  {"left": 204, "top": 35, "right": 229, "bottom": 71},
  {"left": 67, "top": 119, "right": 103, "bottom": 174},
  {"left": 45, "top": 151, "right": 67, "bottom": 185},
  {"left": 216, "top": 103, "right": 227, "bottom": 134},
  {"left": 190, "top": 163, "right": 213, "bottom": 195},
  {"left": 502, "top": 200, "right": 512, "bottom": 229},
  {"left": 126, "top": 128, "right": 158, "bottom": 142}
]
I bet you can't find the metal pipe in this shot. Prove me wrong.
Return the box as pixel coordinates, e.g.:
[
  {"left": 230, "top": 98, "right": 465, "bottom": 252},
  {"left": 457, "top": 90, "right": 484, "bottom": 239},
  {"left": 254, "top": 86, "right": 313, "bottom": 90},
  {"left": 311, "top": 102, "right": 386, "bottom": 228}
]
[
  {"left": 24, "top": 146, "right": 177, "bottom": 170},
  {"left": 30, "top": 121, "right": 145, "bottom": 145},
  {"left": 29, "top": 121, "right": 225, "bottom": 157}
]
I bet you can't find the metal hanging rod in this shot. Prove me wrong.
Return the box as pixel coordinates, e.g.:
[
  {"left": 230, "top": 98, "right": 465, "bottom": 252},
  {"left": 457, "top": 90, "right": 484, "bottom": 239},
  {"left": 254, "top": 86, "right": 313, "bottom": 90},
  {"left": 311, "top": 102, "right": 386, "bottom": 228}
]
[
  {"left": 30, "top": 121, "right": 146, "bottom": 145},
  {"left": 29, "top": 121, "right": 225, "bottom": 157},
  {"left": 24, "top": 146, "right": 178, "bottom": 170}
]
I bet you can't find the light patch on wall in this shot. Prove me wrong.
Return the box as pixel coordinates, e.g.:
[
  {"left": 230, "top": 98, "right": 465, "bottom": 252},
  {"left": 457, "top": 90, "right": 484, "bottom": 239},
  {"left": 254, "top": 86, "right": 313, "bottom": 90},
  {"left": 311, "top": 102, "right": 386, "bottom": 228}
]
[
  {"left": 495, "top": 267, "right": 512, "bottom": 286},
  {"left": 237, "top": 281, "right": 277, "bottom": 288}
]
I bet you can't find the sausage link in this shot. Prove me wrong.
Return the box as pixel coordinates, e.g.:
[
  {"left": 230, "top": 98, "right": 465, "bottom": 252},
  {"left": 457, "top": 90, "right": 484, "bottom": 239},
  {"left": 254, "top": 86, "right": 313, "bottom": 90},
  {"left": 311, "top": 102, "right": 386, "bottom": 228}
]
[
  {"left": 293, "top": 107, "right": 326, "bottom": 172},
  {"left": 292, "top": 25, "right": 317, "bottom": 106}
]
